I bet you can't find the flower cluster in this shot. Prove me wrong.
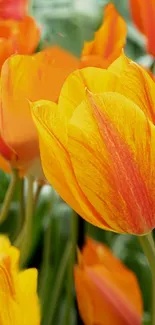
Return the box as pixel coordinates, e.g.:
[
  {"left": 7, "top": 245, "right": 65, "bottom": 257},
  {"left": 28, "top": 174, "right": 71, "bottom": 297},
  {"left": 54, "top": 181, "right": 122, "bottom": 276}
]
[{"left": 0, "top": 0, "right": 155, "bottom": 324}]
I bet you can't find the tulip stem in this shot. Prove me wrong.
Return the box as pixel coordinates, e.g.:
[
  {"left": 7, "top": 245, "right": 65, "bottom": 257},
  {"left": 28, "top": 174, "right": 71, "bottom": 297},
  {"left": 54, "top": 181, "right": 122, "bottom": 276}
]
[
  {"left": 34, "top": 182, "right": 43, "bottom": 206},
  {"left": 139, "top": 233, "right": 155, "bottom": 325},
  {"left": 46, "top": 241, "right": 72, "bottom": 325},
  {"left": 17, "top": 178, "right": 25, "bottom": 235},
  {"left": 0, "top": 168, "right": 18, "bottom": 224},
  {"left": 19, "top": 175, "right": 34, "bottom": 268},
  {"left": 63, "top": 210, "right": 78, "bottom": 325}
]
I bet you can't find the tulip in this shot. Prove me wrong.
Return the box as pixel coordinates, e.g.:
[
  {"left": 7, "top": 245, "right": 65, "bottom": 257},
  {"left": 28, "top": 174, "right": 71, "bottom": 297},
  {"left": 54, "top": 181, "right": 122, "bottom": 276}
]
[
  {"left": 81, "top": 3, "right": 127, "bottom": 69},
  {"left": 0, "top": 46, "right": 79, "bottom": 173},
  {"left": 74, "top": 237, "right": 142, "bottom": 325},
  {"left": 0, "top": 235, "right": 40, "bottom": 325},
  {"left": 0, "top": 16, "right": 40, "bottom": 71},
  {"left": 129, "top": 0, "right": 155, "bottom": 57},
  {"left": 32, "top": 52, "right": 155, "bottom": 234},
  {"left": 0, "top": 0, "right": 28, "bottom": 20}
]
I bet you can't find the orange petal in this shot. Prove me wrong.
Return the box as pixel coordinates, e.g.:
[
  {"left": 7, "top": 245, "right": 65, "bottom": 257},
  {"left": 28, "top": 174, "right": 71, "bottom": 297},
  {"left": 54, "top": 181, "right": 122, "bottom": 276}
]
[
  {"left": 0, "top": 39, "right": 14, "bottom": 71},
  {"left": 129, "top": 0, "right": 144, "bottom": 33},
  {"left": 15, "top": 16, "right": 40, "bottom": 54},
  {"left": 139, "top": 0, "right": 155, "bottom": 56},
  {"left": 0, "top": 16, "right": 40, "bottom": 71},
  {"left": 129, "top": 0, "right": 155, "bottom": 56},
  {"left": 82, "top": 3, "right": 127, "bottom": 68},
  {"left": 74, "top": 265, "right": 142, "bottom": 325},
  {"left": 82, "top": 238, "right": 128, "bottom": 272},
  {"left": 0, "top": 47, "right": 79, "bottom": 168},
  {"left": 80, "top": 54, "right": 107, "bottom": 69}
]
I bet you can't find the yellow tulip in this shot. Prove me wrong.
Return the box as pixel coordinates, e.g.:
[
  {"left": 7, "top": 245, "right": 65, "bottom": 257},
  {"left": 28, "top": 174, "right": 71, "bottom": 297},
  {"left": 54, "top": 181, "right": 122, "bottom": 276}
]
[
  {"left": 0, "top": 235, "right": 40, "bottom": 325},
  {"left": 32, "top": 53, "right": 155, "bottom": 234},
  {"left": 74, "top": 237, "right": 142, "bottom": 325}
]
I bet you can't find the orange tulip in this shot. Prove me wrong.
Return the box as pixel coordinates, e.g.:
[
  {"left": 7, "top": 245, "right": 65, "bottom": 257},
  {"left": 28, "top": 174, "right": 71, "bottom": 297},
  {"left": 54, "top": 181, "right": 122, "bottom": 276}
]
[
  {"left": 74, "top": 238, "right": 143, "bottom": 325},
  {"left": 81, "top": 3, "right": 127, "bottom": 69},
  {"left": 129, "top": 0, "right": 155, "bottom": 57},
  {"left": 0, "top": 0, "right": 28, "bottom": 20},
  {"left": 0, "top": 15, "right": 40, "bottom": 71},
  {"left": 0, "top": 47, "right": 79, "bottom": 172},
  {"left": 32, "top": 52, "right": 155, "bottom": 234}
]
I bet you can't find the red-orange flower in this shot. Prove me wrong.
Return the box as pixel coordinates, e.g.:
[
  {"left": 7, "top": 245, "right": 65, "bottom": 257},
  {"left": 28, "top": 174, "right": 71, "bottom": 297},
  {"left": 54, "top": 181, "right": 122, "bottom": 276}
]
[
  {"left": 81, "top": 3, "right": 127, "bottom": 69},
  {"left": 0, "top": 0, "right": 28, "bottom": 20},
  {"left": 0, "top": 47, "right": 79, "bottom": 172},
  {"left": 74, "top": 238, "right": 143, "bottom": 325},
  {"left": 0, "top": 16, "right": 40, "bottom": 70},
  {"left": 129, "top": 0, "right": 155, "bottom": 56}
]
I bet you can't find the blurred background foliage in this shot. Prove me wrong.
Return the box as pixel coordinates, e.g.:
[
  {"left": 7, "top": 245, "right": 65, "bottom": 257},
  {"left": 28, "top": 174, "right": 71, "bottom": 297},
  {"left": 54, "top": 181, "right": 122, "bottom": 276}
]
[{"left": 0, "top": 1, "right": 153, "bottom": 324}]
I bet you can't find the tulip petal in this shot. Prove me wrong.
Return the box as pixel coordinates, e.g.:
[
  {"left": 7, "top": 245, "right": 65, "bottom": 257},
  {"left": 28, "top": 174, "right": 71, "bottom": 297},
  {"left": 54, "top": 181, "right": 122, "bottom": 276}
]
[
  {"left": 0, "top": 47, "right": 79, "bottom": 167},
  {"left": 112, "top": 59, "right": 155, "bottom": 124},
  {"left": 129, "top": 0, "right": 144, "bottom": 33},
  {"left": 82, "top": 238, "right": 128, "bottom": 272},
  {"left": 0, "top": 38, "right": 14, "bottom": 72},
  {"left": 58, "top": 67, "right": 118, "bottom": 145},
  {"left": 130, "top": 0, "right": 155, "bottom": 56},
  {"left": 82, "top": 3, "right": 127, "bottom": 68},
  {"left": 0, "top": 238, "right": 40, "bottom": 325},
  {"left": 15, "top": 16, "right": 40, "bottom": 54},
  {"left": 108, "top": 51, "right": 130, "bottom": 75},
  {"left": 18, "top": 269, "right": 40, "bottom": 325},
  {"left": 86, "top": 267, "right": 142, "bottom": 325},
  {"left": 74, "top": 267, "right": 94, "bottom": 325},
  {"left": 68, "top": 91, "right": 155, "bottom": 234},
  {"left": 32, "top": 100, "right": 113, "bottom": 230}
]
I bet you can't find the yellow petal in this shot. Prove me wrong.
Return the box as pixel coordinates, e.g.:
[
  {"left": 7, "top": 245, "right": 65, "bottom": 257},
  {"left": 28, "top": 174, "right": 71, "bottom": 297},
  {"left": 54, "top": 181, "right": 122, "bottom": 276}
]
[
  {"left": 18, "top": 269, "right": 40, "bottom": 325},
  {"left": 109, "top": 53, "right": 155, "bottom": 124},
  {"left": 108, "top": 51, "right": 130, "bottom": 75},
  {"left": 116, "top": 62, "right": 155, "bottom": 124},
  {"left": 68, "top": 91, "right": 155, "bottom": 234},
  {"left": 0, "top": 240, "right": 40, "bottom": 325},
  {"left": 58, "top": 67, "right": 118, "bottom": 145},
  {"left": 32, "top": 100, "right": 112, "bottom": 230}
]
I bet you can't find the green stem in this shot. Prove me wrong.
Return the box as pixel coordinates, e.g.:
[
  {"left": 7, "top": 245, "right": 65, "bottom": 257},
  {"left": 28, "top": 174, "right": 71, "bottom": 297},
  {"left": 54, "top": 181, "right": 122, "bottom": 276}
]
[
  {"left": 19, "top": 175, "right": 34, "bottom": 268},
  {"left": 63, "top": 210, "right": 78, "bottom": 325},
  {"left": 15, "top": 178, "right": 25, "bottom": 239},
  {"left": 139, "top": 233, "right": 155, "bottom": 325},
  {"left": 19, "top": 178, "right": 25, "bottom": 226},
  {"left": 46, "top": 241, "right": 72, "bottom": 325},
  {"left": 34, "top": 183, "right": 43, "bottom": 206},
  {"left": 0, "top": 169, "right": 18, "bottom": 224},
  {"left": 39, "top": 219, "right": 53, "bottom": 311}
]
